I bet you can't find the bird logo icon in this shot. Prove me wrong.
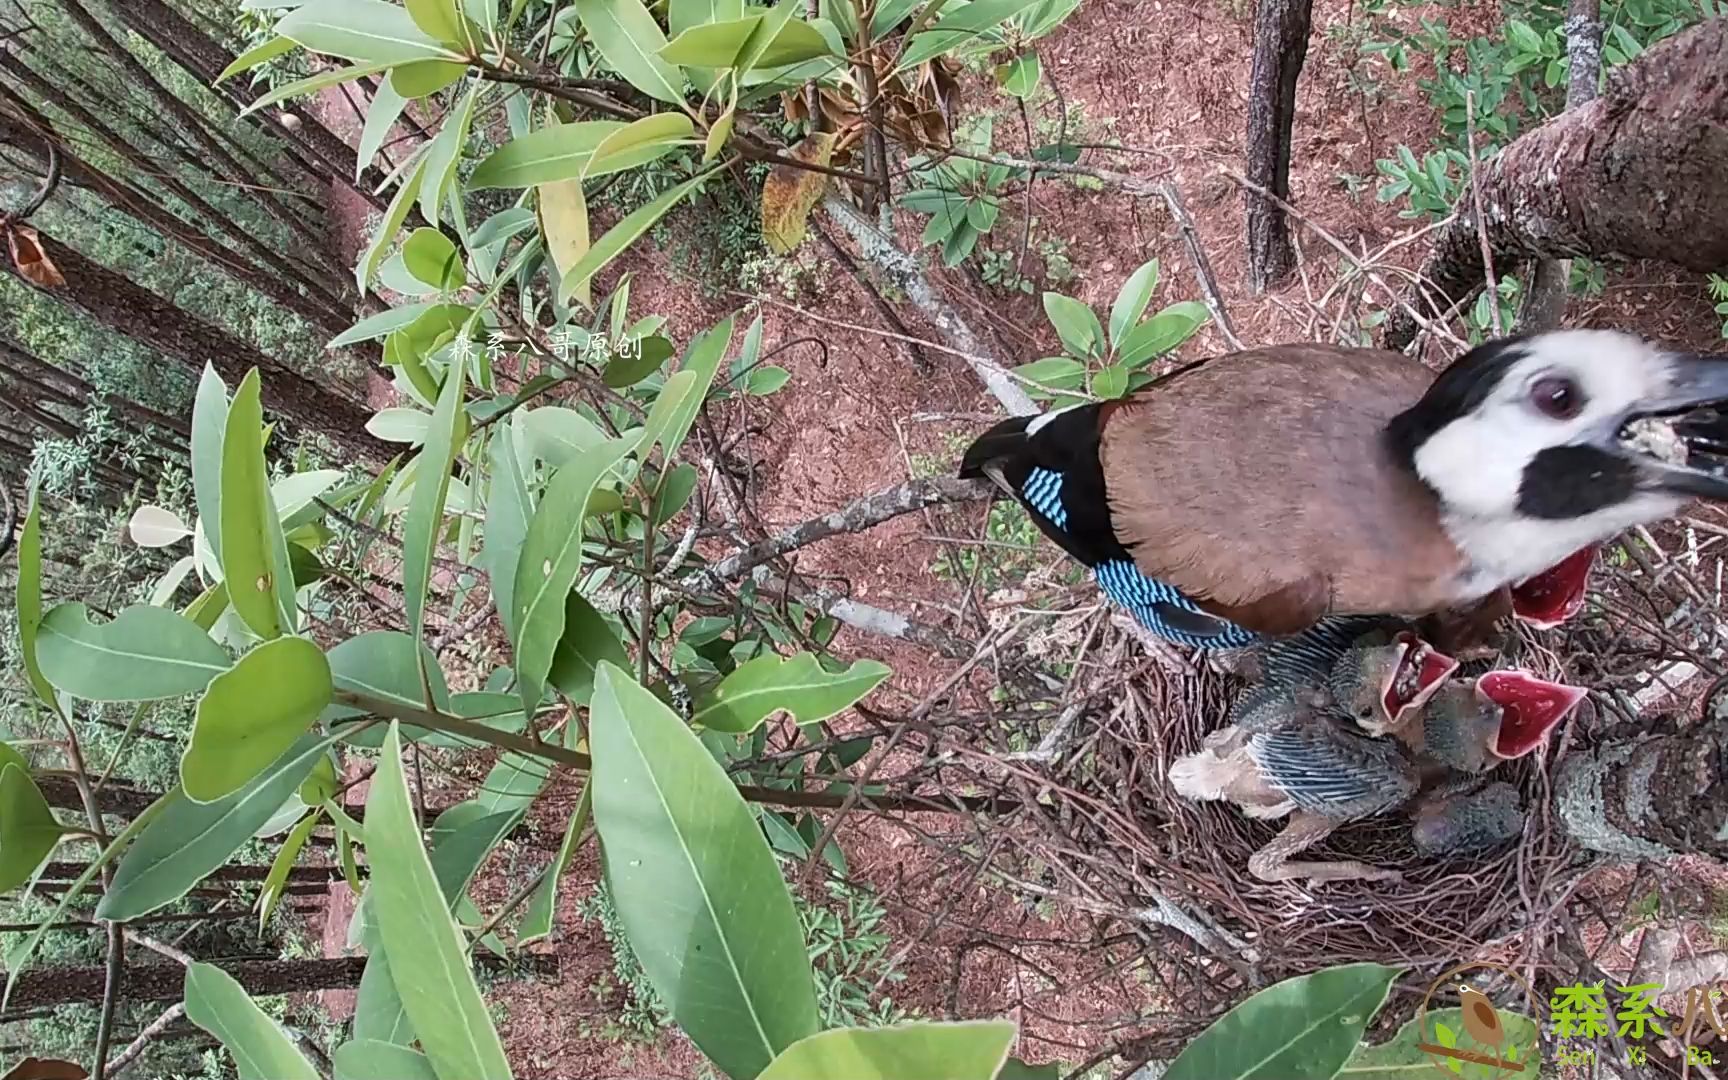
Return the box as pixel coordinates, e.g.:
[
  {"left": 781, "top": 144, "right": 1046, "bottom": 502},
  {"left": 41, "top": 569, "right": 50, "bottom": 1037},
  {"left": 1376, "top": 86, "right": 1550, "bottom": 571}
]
[{"left": 1414, "top": 963, "right": 1538, "bottom": 1075}]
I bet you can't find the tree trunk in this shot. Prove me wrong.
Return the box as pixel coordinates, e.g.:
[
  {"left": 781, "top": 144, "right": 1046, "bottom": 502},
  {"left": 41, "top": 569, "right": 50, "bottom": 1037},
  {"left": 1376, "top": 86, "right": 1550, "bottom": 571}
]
[
  {"left": 0, "top": 228, "right": 388, "bottom": 462},
  {"left": 1385, "top": 17, "right": 1728, "bottom": 349},
  {"left": 1243, "top": 0, "right": 1312, "bottom": 293},
  {"left": 1514, "top": 0, "right": 1603, "bottom": 332},
  {"left": 0, "top": 336, "right": 192, "bottom": 442}
]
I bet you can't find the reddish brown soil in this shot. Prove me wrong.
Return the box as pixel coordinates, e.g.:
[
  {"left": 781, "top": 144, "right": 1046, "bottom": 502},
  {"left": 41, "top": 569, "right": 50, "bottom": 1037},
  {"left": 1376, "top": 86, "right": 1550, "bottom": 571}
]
[{"left": 301, "top": 0, "right": 1726, "bottom": 1073}]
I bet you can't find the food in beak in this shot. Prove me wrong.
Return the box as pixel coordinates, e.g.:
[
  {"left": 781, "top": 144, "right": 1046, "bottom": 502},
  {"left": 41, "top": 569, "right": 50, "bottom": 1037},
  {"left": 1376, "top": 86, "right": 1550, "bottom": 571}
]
[
  {"left": 1478, "top": 670, "right": 1588, "bottom": 758},
  {"left": 1510, "top": 546, "right": 1596, "bottom": 628}
]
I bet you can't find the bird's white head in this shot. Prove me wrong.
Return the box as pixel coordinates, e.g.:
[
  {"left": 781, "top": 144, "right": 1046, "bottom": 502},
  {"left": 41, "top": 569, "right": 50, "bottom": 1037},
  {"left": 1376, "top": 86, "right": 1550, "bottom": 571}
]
[{"left": 1386, "top": 330, "right": 1728, "bottom": 588}]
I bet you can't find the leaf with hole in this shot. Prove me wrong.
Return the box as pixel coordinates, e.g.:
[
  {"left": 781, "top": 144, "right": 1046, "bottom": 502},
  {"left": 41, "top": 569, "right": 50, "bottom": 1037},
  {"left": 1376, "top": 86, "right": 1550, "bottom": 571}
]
[
  {"left": 589, "top": 663, "right": 819, "bottom": 1079},
  {"left": 35, "top": 603, "right": 230, "bottom": 702},
  {"left": 1166, "top": 962, "right": 1401, "bottom": 1080},
  {"left": 184, "top": 636, "right": 332, "bottom": 803},
  {"left": 185, "top": 962, "right": 320, "bottom": 1080},
  {"left": 99, "top": 735, "right": 331, "bottom": 920},
  {"left": 692, "top": 651, "right": 891, "bottom": 733},
  {"left": 366, "top": 724, "right": 514, "bottom": 1080},
  {"left": 758, "top": 1020, "right": 1017, "bottom": 1080}
]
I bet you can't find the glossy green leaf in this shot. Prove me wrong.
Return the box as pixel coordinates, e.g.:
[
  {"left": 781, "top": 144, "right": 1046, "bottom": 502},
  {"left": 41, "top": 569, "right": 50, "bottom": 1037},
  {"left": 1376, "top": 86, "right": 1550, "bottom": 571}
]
[
  {"left": 185, "top": 962, "right": 320, "bottom": 1080},
  {"left": 420, "top": 83, "right": 478, "bottom": 228},
  {"left": 354, "top": 76, "right": 409, "bottom": 179},
  {"left": 654, "top": 314, "right": 733, "bottom": 461},
  {"left": 99, "top": 736, "right": 331, "bottom": 920},
  {"left": 276, "top": 0, "right": 459, "bottom": 63},
  {"left": 1041, "top": 291, "right": 1103, "bottom": 359},
  {"left": 733, "top": 0, "right": 797, "bottom": 74},
  {"left": 258, "top": 810, "right": 322, "bottom": 931},
  {"left": 405, "top": 0, "right": 464, "bottom": 42},
  {"left": 692, "top": 652, "right": 890, "bottom": 733},
  {"left": 469, "top": 121, "right": 626, "bottom": 188},
  {"left": 218, "top": 36, "right": 299, "bottom": 83},
  {"left": 333, "top": 1039, "right": 440, "bottom": 1080},
  {"left": 746, "top": 364, "right": 791, "bottom": 395},
  {"left": 574, "top": 0, "right": 687, "bottom": 104},
  {"left": 354, "top": 954, "right": 414, "bottom": 1046},
  {"left": 429, "top": 802, "right": 519, "bottom": 905},
  {"left": 0, "top": 765, "right": 63, "bottom": 893},
  {"left": 659, "top": 15, "right": 761, "bottom": 66},
  {"left": 750, "top": 12, "right": 839, "bottom": 67},
  {"left": 559, "top": 172, "right": 711, "bottom": 302},
  {"left": 511, "top": 437, "right": 634, "bottom": 714},
  {"left": 758, "top": 1021, "right": 1016, "bottom": 1080},
  {"left": 1340, "top": 1007, "right": 1540, "bottom": 1079},
  {"left": 391, "top": 58, "right": 468, "bottom": 98},
  {"left": 584, "top": 112, "right": 696, "bottom": 178},
  {"left": 191, "top": 364, "right": 229, "bottom": 563},
  {"left": 403, "top": 341, "right": 467, "bottom": 658},
  {"left": 653, "top": 461, "right": 699, "bottom": 524},
  {"left": 237, "top": 61, "right": 392, "bottom": 117},
  {"left": 1011, "top": 356, "right": 1086, "bottom": 391},
  {"left": 184, "top": 636, "right": 332, "bottom": 803},
  {"left": 221, "top": 371, "right": 294, "bottom": 639},
  {"left": 464, "top": 0, "right": 498, "bottom": 34},
  {"left": 897, "top": 0, "right": 1044, "bottom": 68},
  {"left": 15, "top": 490, "right": 54, "bottom": 708},
  {"left": 519, "top": 778, "right": 591, "bottom": 945},
  {"left": 366, "top": 724, "right": 513, "bottom": 1080},
  {"left": 1093, "top": 363, "right": 1128, "bottom": 399},
  {"left": 358, "top": 155, "right": 427, "bottom": 291},
  {"left": 1117, "top": 301, "right": 1208, "bottom": 368},
  {"left": 601, "top": 333, "right": 674, "bottom": 387},
  {"left": 1107, "top": 258, "right": 1159, "bottom": 350},
  {"left": 324, "top": 631, "right": 451, "bottom": 742},
  {"left": 589, "top": 662, "right": 819, "bottom": 1079},
  {"left": 483, "top": 424, "right": 534, "bottom": 642},
  {"left": 1166, "top": 963, "right": 1402, "bottom": 1080},
  {"left": 547, "top": 591, "right": 629, "bottom": 703},
  {"left": 402, "top": 228, "right": 466, "bottom": 291},
  {"left": 36, "top": 603, "right": 230, "bottom": 702}
]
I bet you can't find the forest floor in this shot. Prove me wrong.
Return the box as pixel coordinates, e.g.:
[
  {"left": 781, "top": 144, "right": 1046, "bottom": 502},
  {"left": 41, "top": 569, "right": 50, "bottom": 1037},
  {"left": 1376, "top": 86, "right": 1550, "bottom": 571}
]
[{"left": 302, "top": 0, "right": 1726, "bottom": 1074}]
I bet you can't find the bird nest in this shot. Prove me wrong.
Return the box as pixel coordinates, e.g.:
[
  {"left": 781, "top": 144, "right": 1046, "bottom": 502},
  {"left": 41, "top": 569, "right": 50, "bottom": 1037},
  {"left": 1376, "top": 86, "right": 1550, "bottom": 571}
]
[{"left": 949, "top": 524, "right": 1728, "bottom": 1047}]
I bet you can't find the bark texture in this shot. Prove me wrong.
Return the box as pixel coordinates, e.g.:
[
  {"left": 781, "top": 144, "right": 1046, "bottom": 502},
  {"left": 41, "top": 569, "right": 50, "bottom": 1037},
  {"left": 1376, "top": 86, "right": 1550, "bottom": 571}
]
[
  {"left": 1243, "top": 0, "right": 1313, "bottom": 292},
  {"left": 1387, "top": 17, "right": 1728, "bottom": 348}
]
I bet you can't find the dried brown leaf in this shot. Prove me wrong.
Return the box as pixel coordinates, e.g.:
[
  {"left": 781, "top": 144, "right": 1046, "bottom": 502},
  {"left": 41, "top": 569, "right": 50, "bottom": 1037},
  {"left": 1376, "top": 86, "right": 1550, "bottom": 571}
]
[
  {"left": 7, "top": 225, "right": 64, "bottom": 288},
  {"left": 761, "top": 131, "right": 836, "bottom": 256}
]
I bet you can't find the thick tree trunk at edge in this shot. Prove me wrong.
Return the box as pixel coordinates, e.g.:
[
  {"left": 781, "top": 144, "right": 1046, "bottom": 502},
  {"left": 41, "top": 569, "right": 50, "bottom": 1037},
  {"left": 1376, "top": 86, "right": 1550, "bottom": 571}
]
[{"left": 1243, "top": 0, "right": 1312, "bottom": 293}]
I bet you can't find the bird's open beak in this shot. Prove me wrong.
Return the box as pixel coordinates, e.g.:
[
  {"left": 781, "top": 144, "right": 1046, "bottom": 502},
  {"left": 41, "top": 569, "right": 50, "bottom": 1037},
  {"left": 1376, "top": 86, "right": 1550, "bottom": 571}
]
[
  {"left": 1616, "top": 353, "right": 1728, "bottom": 500},
  {"left": 1477, "top": 670, "right": 1588, "bottom": 758},
  {"left": 1509, "top": 546, "right": 1597, "bottom": 628},
  {"left": 1381, "top": 632, "right": 1460, "bottom": 724}
]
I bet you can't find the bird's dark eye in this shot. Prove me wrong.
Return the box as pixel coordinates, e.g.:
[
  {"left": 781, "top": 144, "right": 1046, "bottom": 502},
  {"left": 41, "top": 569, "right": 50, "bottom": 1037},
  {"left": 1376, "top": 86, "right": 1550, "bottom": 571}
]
[{"left": 1529, "top": 376, "right": 1585, "bottom": 420}]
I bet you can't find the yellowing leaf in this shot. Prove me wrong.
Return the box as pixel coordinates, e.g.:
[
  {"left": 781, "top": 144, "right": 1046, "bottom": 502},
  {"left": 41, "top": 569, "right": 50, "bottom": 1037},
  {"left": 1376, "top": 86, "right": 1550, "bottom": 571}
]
[
  {"left": 538, "top": 179, "right": 591, "bottom": 309},
  {"left": 760, "top": 131, "right": 834, "bottom": 254}
]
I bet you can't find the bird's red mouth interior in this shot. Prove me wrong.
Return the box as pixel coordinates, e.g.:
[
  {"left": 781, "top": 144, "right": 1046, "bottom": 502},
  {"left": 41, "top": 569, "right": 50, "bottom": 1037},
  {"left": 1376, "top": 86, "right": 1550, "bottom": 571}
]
[
  {"left": 1510, "top": 546, "right": 1598, "bottom": 628},
  {"left": 1478, "top": 670, "right": 1588, "bottom": 758},
  {"left": 1381, "top": 633, "right": 1460, "bottom": 720}
]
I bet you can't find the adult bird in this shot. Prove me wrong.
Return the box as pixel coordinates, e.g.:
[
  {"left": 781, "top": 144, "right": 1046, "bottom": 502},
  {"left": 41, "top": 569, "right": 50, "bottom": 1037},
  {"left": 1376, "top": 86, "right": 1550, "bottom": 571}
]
[{"left": 959, "top": 330, "right": 1728, "bottom": 652}]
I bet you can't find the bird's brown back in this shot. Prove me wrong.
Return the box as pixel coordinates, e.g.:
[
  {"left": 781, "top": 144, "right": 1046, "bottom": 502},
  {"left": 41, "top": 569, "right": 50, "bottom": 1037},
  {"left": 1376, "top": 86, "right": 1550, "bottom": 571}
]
[{"left": 1101, "top": 344, "right": 1466, "bottom": 632}]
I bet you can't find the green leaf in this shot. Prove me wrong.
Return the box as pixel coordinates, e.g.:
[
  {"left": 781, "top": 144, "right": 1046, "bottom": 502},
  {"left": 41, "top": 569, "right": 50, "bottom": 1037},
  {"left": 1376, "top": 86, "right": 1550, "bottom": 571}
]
[
  {"left": 1341, "top": 1007, "right": 1540, "bottom": 1079},
  {"left": 652, "top": 314, "right": 734, "bottom": 461},
  {"left": 184, "top": 636, "right": 332, "bottom": 803},
  {"left": 420, "top": 83, "right": 478, "bottom": 228},
  {"left": 1092, "top": 363, "right": 1128, "bottom": 399},
  {"left": 403, "top": 347, "right": 467, "bottom": 657},
  {"left": 560, "top": 171, "right": 713, "bottom": 303},
  {"left": 276, "top": 0, "right": 459, "bottom": 63},
  {"left": 354, "top": 954, "right": 414, "bottom": 1046},
  {"left": 191, "top": 364, "right": 229, "bottom": 563},
  {"left": 464, "top": 0, "right": 498, "bottom": 34},
  {"left": 759, "top": 1021, "right": 1017, "bottom": 1080},
  {"left": 654, "top": 461, "right": 699, "bottom": 524},
  {"left": 220, "top": 370, "right": 294, "bottom": 639},
  {"left": 184, "top": 962, "right": 320, "bottom": 1080},
  {"left": 511, "top": 437, "right": 636, "bottom": 714},
  {"left": 483, "top": 425, "right": 534, "bottom": 643},
  {"left": 218, "top": 36, "right": 299, "bottom": 83},
  {"left": 392, "top": 58, "right": 468, "bottom": 97},
  {"left": 257, "top": 810, "right": 321, "bottom": 931},
  {"left": 36, "top": 603, "right": 230, "bottom": 702},
  {"left": 589, "top": 663, "right": 819, "bottom": 1079},
  {"left": 99, "top": 735, "right": 331, "bottom": 920},
  {"left": 15, "top": 490, "right": 54, "bottom": 709},
  {"left": 660, "top": 15, "right": 764, "bottom": 66},
  {"left": 1117, "top": 301, "right": 1208, "bottom": 368},
  {"left": 358, "top": 155, "right": 427, "bottom": 291},
  {"left": 751, "top": 12, "right": 839, "bottom": 66},
  {"left": 998, "top": 1058, "right": 1061, "bottom": 1080},
  {"left": 548, "top": 591, "right": 629, "bottom": 703},
  {"left": 1108, "top": 258, "right": 1159, "bottom": 350},
  {"left": 1041, "top": 292, "right": 1104, "bottom": 359},
  {"left": 519, "top": 779, "right": 591, "bottom": 945},
  {"left": 994, "top": 51, "right": 1040, "bottom": 96},
  {"left": 469, "top": 121, "right": 628, "bottom": 188},
  {"left": 237, "top": 61, "right": 392, "bottom": 117},
  {"left": 333, "top": 1039, "right": 440, "bottom": 1080},
  {"left": 1010, "top": 356, "right": 1085, "bottom": 391},
  {"left": 574, "top": 0, "right": 688, "bottom": 104},
  {"left": 366, "top": 724, "right": 513, "bottom": 1080},
  {"left": 693, "top": 652, "right": 890, "bottom": 733},
  {"left": 0, "top": 765, "right": 64, "bottom": 893},
  {"left": 401, "top": 228, "right": 466, "bottom": 291},
  {"left": 746, "top": 364, "right": 791, "bottom": 395},
  {"left": 405, "top": 0, "right": 464, "bottom": 42},
  {"left": 324, "top": 631, "right": 452, "bottom": 742},
  {"left": 1166, "top": 963, "right": 1402, "bottom": 1080},
  {"left": 897, "top": 0, "right": 1044, "bottom": 69},
  {"left": 329, "top": 302, "right": 438, "bottom": 349},
  {"left": 540, "top": 177, "right": 592, "bottom": 308},
  {"left": 366, "top": 407, "right": 433, "bottom": 445},
  {"left": 600, "top": 333, "right": 673, "bottom": 387},
  {"left": 672, "top": 0, "right": 745, "bottom": 36},
  {"left": 585, "top": 112, "right": 697, "bottom": 178},
  {"left": 429, "top": 802, "right": 520, "bottom": 903}
]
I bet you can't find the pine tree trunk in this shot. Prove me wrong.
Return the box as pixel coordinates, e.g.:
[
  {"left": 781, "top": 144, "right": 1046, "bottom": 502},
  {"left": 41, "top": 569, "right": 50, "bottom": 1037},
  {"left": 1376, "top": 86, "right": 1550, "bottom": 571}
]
[
  {"left": 1243, "top": 0, "right": 1312, "bottom": 292},
  {"left": 1, "top": 228, "right": 388, "bottom": 461},
  {"left": 1385, "top": 17, "right": 1728, "bottom": 349}
]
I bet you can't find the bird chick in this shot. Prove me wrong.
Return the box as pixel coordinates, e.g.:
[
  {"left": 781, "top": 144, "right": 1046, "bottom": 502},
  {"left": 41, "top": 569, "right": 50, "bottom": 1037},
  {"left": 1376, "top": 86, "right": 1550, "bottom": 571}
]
[
  {"left": 1410, "top": 780, "right": 1525, "bottom": 857},
  {"left": 1387, "top": 670, "right": 1588, "bottom": 771},
  {"left": 1251, "top": 616, "right": 1459, "bottom": 736}
]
